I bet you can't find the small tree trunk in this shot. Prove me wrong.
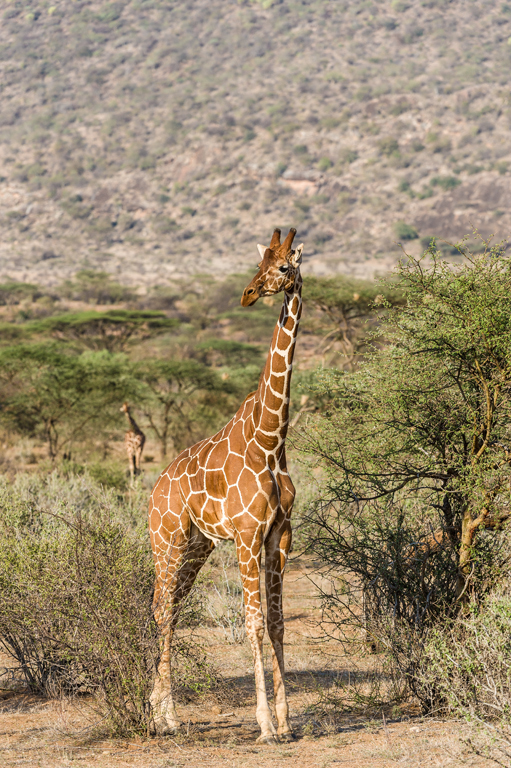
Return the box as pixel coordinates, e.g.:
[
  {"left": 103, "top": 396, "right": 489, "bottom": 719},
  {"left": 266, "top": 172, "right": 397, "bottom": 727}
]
[
  {"left": 456, "top": 505, "right": 487, "bottom": 603},
  {"left": 46, "top": 420, "right": 59, "bottom": 462}
]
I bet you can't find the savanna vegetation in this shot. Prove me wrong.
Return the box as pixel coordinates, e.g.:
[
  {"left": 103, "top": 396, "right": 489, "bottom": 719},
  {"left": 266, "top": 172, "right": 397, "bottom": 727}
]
[
  {"left": 0, "top": 263, "right": 402, "bottom": 738},
  {"left": 299, "top": 238, "right": 511, "bottom": 765},
  {"left": 1, "top": 0, "right": 511, "bottom": 288},
  {"left": 0, "top": 244, "right": 510, "bottom": 766}
]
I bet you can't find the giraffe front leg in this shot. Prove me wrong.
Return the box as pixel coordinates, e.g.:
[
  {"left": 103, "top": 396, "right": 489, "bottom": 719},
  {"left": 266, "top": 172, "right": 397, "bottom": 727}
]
[
  {"left": 236, "top": 530, "right": 278, "bottom": 745},
  {"left": 265, "top": 515, "right": 293, "bottom": 741},
  {"left": 134, "top": 446, "right": 142, "bottom": 476},
  {"left": 128, "top": 450, "right": 135, "bottom": 483},
  {"left": 150, "top": 630, "right": 181, "bottom": 734},
  {"left": 151, "top": 526, "right": 215, "bottom": 735}
]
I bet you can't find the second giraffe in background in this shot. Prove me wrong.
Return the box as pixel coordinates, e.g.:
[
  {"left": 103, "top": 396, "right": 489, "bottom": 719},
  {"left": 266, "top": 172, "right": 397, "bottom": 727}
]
[{"left": 120, "top": 402, "right": 146, "bottom": 482}]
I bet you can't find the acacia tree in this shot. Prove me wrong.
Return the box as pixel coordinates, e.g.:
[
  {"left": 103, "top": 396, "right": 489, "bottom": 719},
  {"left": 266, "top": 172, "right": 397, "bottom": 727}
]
[
  {"left": 137, "top": 359, "right": 232, "bottom": 459},
  {"left": 32, "top": 310, "right": 177, "bottom": 352},
  {"left": 302, "top": 240, "right": 511, "bottom": 609},
  {"left": 302, "top": 275, "right": 404, "bottom": 369},
  {"left": 0, "top": 346, "right": 135, "bottom": 459}
]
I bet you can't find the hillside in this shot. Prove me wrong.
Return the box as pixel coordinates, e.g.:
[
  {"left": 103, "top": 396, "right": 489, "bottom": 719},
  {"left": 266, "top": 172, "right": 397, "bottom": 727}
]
[{"left": 1, "top": 0, "right": 510, "bottom": 288}]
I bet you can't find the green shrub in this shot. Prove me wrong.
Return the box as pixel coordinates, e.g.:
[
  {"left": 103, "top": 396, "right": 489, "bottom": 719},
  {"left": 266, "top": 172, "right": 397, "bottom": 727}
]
[
  {"left": 393, "top": 220, "right": 418, "bottom": 239},
  {"left": 89, "top": 462, "right": 128, "bottom": 490},
  {"left": 430, "top": 175, "right": 461, "bottom": 190},
  {"left": 378, "top": 137, "right": 399, "bottom": 156},
  {"left": 301, "top": 239, "right": 511, "bottom": 713},
  {"left": 0, "top": 473, "right": 210, "bottom": 735},
  {"left": 411, "top": 139, "right": 425, "bottom": 152},
  {"left": 318, "top": 157, "right": 333, "bottom": 171},
  {"left": 153, "top": 216, "right": 178, "bottom": 235},
  {"left": 390, "top": 100, "right": 410, "bottom": 116},
  {"left": 424, "top": 591, "right": 511, "bottom": 718},
  {"left": 338, "top": 148, "right": 358, "bottom": 164},
  {"left": 398, "top": 179, "right": 413, "bottom": 196}
]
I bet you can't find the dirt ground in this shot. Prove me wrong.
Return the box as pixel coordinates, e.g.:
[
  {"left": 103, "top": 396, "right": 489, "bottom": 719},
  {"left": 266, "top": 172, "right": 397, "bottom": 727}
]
[{"left": 0, "top": 558, "right": 494, "bottom": 768}]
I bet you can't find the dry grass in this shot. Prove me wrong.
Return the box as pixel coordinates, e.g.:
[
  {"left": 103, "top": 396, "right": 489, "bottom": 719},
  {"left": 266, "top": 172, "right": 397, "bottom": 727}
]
[{"left": 0, "top": 557, "right": 498, "bottom": 768}]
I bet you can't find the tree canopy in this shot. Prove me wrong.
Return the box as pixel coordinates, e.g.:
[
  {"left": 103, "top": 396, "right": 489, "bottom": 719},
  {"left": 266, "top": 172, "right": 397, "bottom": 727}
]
[
  {"left": 32, "top": 310, "right": 177, "bottom": 352},
  {"left": 302, "top": 241, "right": 511, "bottom": 601}
]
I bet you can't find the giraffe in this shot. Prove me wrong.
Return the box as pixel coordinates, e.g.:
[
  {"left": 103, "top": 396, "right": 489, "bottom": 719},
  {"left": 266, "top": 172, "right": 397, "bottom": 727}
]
[
  {"left": 148, "top": 227, "right": 304, "bottom": 744},
  {"left": 120, "top": 402, "right": 146, "bottom": 482}
]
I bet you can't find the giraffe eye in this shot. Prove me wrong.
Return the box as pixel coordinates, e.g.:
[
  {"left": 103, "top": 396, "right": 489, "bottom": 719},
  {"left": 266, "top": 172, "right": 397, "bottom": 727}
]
[{"left": 279, "top": 265, "right": 289, "bottom": 273}]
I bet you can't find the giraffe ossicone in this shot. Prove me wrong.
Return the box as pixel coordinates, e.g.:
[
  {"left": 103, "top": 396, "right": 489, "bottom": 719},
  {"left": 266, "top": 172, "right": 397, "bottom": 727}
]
[{"left": 148, "top": 227, "right": 304, "bottom": 744}]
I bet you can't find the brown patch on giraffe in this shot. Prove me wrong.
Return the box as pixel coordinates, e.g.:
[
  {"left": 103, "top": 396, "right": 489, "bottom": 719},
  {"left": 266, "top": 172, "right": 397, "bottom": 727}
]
[
  {"left": 278, "top": 334, "right": 292, "bottom": 351},
  {"left": 260, "top": 386, "right": 283, "bottom": 414},
  {"left": 179, "top": 473, "right": 191, "bottom": 497},
  {"left": 243, "top": 417, "right": 255, "bottom": 442},
  {"left": 226, "top": 484, "right": 243, "bottom": 513},
  {"left": 270, "top": 373, "right": 285, "bottom": 394},
  {"left": 291, "top": 296, "right": 300, "bottom": 314},
  {"left": 271, "top": 352, "right": 287, "bottom": 374},
  {"left": 224, "top": 454, "right": 245, "bottom": 485},
  {"left": 206, "top": 470, "right": 228, "bottom": 498},
  {"left": 224, "top": 418, "right": 244, "bottom": 447},
  {"left": 255, "top": 430, "right": 280, "bottom": 452},
  {"left": 206, "top": 443, "right": 228, "bottom": 471}
]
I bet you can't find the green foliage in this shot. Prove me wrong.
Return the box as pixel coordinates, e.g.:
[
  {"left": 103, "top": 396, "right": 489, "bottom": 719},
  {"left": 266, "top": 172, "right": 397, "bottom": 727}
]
[
  {"left": 301, "top": 240, "right": 511, "bottom": 711},
  {"left": 394, "top": 220, "right": 419, "bottom": 239},
  {"left": 58, "top": 270, "right": 133, "bottom": 304},
  {"left": 338, "top": 148, "right": 358, "bottom": 164},
  {"left": 137, "top": 359, "right": 233, "bottom": 458},
  {"left": 33, "top": 310, "right": 177, "bottom": 352},
  {"left": 378, "top": 137, "right": 399, "bottom": 157},
  {"left": 398, "top": 179, "right": 413, "bottom": 196},
  {"left": 302, "top": 238, "right": 511, "bottom": 603},
  {"left": 424, "top": 591, "right": 511, "bottom": 721},
  {"left": 0, "top": 473, "right": 210, "bottom": 735},
  {"left": 318, "top": 157, "right": 333, "bottom": 171},
  {"left": 0, "top": 346, "right": 135, "bottom": 459},
  {"left": 88, "top": 462, "right": 128, "bottom": 491},
  {"left": 193, "top": 338, "right": 263, "bottom": 368},
  {"left": 0, "top": 282, "right": 41, "bottom": 305},
  {"left": 430, "top": 175, "right": 461, "bottom": 190},
  {"left": 303, "top": 274, "right": 404, "bottom": 368}
]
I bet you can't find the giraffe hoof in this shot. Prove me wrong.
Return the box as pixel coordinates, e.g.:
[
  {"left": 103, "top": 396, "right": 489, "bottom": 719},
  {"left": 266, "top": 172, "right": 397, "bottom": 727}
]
[
  {"left": 278, "top": 731, "right": 294, "bottom": 742},
  {"left": 153, "top": 719, "right": 181, "bottom": 736},
  {"left": 256, "top": 734, "right": 279, "bottom": 746}
]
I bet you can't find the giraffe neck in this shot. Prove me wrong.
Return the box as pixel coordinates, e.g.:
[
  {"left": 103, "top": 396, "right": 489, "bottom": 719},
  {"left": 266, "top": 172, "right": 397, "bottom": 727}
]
[
  {"left": 254, "top": 274, "right": 302, "bottom": 446},
  {"left": 125, "top": 409, "right": 142, "bottom": 435}
]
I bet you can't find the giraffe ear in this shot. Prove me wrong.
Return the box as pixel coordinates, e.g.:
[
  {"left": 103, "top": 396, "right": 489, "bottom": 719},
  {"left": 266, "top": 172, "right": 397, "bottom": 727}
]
[
  {"left": 257, "top": 243, "right": 267, "bottom": 259},
  {"left": 289, "top": 243, "right": 304, "bottom": 268}
]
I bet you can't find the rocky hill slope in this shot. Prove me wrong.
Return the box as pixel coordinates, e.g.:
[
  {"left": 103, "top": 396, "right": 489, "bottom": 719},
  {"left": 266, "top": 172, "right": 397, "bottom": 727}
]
[{"left": 1, "top": 0, "right": 510, "bottom": 288}]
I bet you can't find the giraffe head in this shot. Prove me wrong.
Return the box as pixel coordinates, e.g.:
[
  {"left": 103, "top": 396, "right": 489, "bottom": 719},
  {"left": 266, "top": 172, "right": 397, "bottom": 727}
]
[
  {"left": 120, "top": 402, "right": 129, "bottom": 414},
  {"left": 241, "top": 227, "right": 303, "bottom": 307}
]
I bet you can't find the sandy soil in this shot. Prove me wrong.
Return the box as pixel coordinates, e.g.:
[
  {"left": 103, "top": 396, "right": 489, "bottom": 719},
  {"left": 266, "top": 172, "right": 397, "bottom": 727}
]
[{"left": 0, "top": 559, "right": 493, "bottom": 768}]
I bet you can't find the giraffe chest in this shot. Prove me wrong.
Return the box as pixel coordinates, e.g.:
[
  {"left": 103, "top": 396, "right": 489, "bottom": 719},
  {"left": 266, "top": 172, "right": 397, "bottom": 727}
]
[{"left": 177, "top": 442, "right": 286, "bottom": 537}]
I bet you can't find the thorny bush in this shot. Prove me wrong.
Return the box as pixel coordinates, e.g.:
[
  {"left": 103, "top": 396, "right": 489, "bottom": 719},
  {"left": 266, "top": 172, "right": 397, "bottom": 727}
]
[{"left": 0, "top": 473, "right": 212, "bottom": 735}]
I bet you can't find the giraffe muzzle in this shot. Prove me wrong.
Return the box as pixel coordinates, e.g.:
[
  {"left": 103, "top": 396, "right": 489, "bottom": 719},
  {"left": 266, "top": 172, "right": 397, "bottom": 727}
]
[{"left": 241, "top": 285, "right": 260, "bottom": 307}]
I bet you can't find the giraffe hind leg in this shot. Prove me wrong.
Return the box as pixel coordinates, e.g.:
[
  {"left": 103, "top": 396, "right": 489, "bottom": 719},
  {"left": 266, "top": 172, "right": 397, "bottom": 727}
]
[
  {"left": 265, "top": 514, "right": 293, "bottom": 740},
  {"left": 235, "top": 525, "right": 278, "bottom": 744},
  {"left": 151, "top": 524, "right": 215, "bottom": 735}
]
